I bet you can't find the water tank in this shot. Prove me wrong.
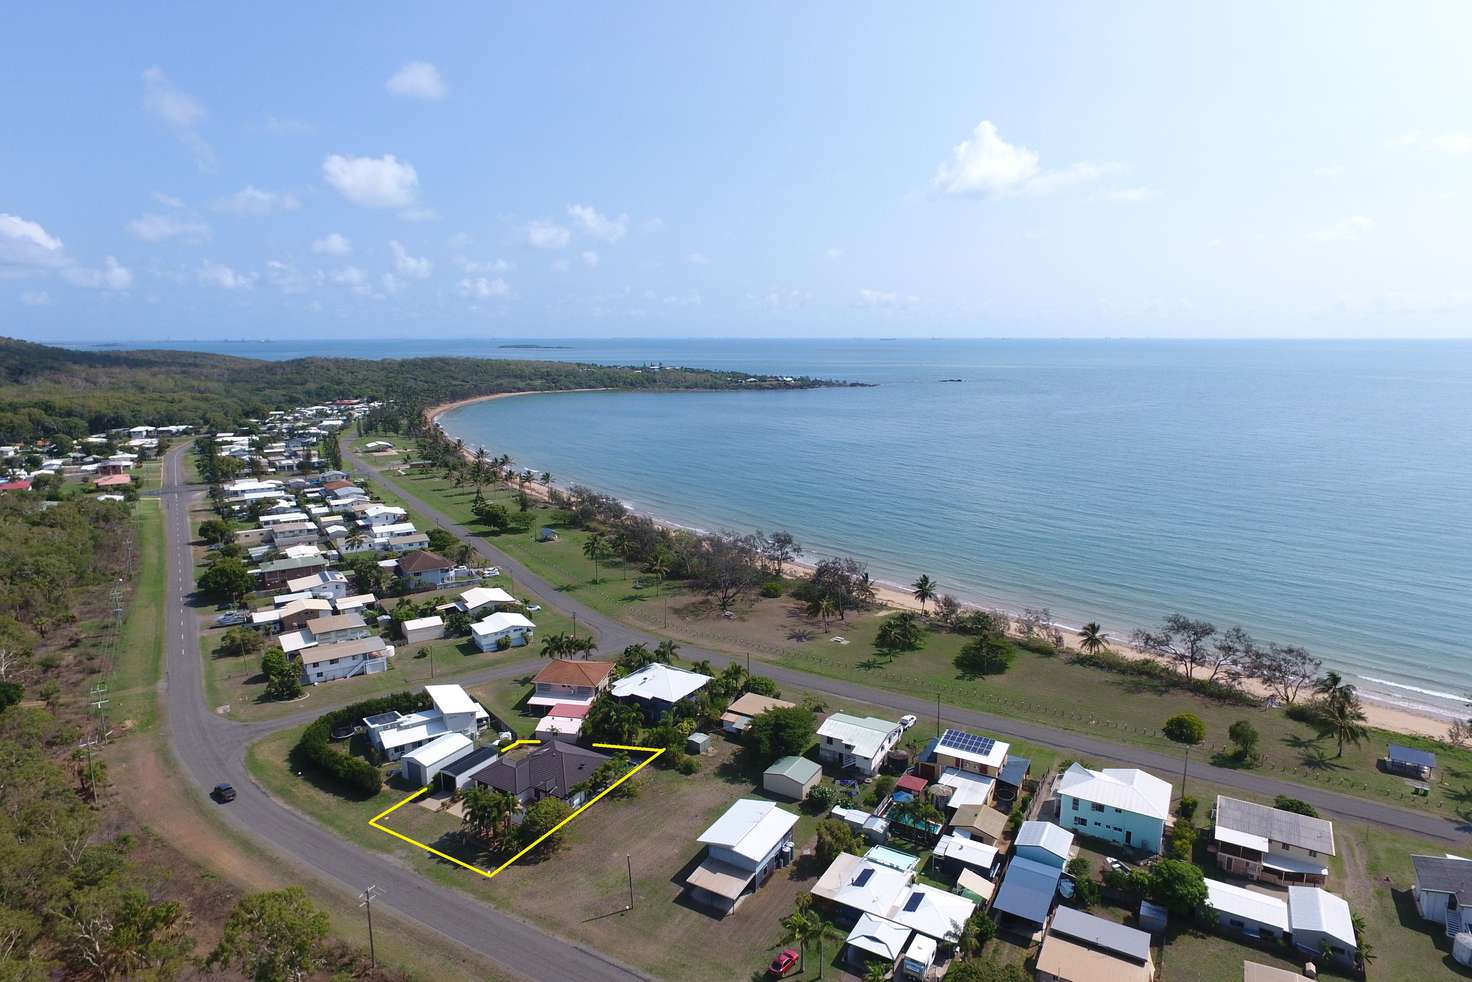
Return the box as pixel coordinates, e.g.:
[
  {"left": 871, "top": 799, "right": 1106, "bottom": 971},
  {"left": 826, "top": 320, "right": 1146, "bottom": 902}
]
[{"left": 1453, "top": 931, "right": 1472, "bottom": 967}]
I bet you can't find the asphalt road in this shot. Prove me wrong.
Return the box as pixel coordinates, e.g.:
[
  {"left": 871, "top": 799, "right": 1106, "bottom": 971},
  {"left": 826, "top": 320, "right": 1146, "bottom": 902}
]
[
  {"left": 158, "top": 445, "right": 652, "bottom": 982},
  {"left": 153, "top": 443, "right": 1469, "bottom": 982}
]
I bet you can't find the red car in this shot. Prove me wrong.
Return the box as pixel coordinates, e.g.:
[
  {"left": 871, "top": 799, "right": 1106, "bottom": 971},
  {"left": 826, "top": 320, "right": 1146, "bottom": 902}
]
[{"left": 768, "top": 949, "right": 800, "bottom": 977}]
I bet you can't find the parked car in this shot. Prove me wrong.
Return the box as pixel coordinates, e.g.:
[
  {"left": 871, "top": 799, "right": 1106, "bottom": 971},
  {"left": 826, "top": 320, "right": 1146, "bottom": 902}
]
[
  {"left": 525, "top": 603, "right": 542, "bottom": 612},
  {"left": 215, "top": 609, "right": 249, "bottom": 626},
  {"left": 899, "top": 713, "right": 918, "bottom": 731},
  {"left": 768, "top": 949, "right": 800, "bottom": 978},
  {"left": 212, "top": 783, "right": 237, "bottom": 803}
]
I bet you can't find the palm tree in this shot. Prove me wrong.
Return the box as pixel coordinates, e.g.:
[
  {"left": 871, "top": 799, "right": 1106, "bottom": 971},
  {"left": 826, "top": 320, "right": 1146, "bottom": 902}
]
[
  {"left": 649, "top": 548, "right": 670, "bottom": 628},
  {"left": 460, "top": 786, "right": 516, "bottom": 850},
  {"left": 655, "top": 639, "right": 680, "bottom": 664},
  {"left": 861, "top": 959, "right": 890, "bottom": 982},
  {"left": 583, "top": 531, "right": 607, "bottom": 583},
  {"left": 1317, "top": 692, "right": 1370, "bottom": 757},
  {"left": 1079, "top": 622, "right": 1107, "bottom": 656},
  {"left": 816, "top": 596, "right": 838, "bottom": 629},
  {"left": 910, "top": 574, "right": 937, "bottom": 614},
  {"left": 780, "top": 908, "right": 820, "bottom": 975}
]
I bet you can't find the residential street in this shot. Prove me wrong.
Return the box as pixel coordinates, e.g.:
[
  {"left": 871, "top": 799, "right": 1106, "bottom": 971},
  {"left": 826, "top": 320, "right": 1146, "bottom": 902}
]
[{"left": 153, "top": 442, "right": 1467, "bottom": 981}]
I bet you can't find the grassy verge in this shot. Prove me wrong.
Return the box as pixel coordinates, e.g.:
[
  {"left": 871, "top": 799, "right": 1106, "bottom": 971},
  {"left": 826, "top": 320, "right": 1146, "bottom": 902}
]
[{"left": 110, "top": 497, "right": 167, "bottom": 732}]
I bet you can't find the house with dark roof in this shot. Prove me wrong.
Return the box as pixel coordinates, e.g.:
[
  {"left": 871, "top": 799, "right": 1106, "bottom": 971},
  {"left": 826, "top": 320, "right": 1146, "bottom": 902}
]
[
  {"left": 1385, "top": 744, "right": 1437, "bottom": 780},
  {"left": 1036, "top": 906, "right": 1154, "bottom": 982},
  {"left": 1412, "top": 854, "right": 1472, "bottom": 936},
  {"left": 472, "top": 741, "right": 609, "bottom": 807},
  {"left": 396, "top": 550, "right": 453, "bottom": 588},
  {"left": 1213, "top": 795, "right": 1336, "bottom": 886}
]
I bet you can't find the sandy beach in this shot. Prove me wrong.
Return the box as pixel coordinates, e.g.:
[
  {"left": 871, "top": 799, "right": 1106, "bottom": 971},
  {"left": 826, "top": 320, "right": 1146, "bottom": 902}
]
[{"left": 419, "top": 394, "right": 1449, "bottom": 740}]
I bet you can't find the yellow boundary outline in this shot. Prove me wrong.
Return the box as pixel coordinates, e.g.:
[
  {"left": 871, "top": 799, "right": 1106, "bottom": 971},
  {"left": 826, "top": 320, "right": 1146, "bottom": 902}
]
[{"left": 369, "top": 739, "right": 665, "bottom": 878}]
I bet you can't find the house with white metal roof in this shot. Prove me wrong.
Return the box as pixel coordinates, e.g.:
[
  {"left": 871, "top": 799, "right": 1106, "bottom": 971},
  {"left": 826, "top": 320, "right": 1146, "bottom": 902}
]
[
  {"left": 453, "top": 586, "right": 518, "bottom": 616},
  {"left": 471, "top": 611, "right": 536, "bottom": 651},
  {"left": 816, "top": 713, "right": 904, "bottom": 775},
  {"left": 1204, "top": 878, "right": 1290, "bottom": 940},
  {"left": 610, "top": 663, "right": 712, "bottom": 719},
  {"left": 399, "top": 732, "right": 473, "bottom": 786},
  {"left": 1213, "top": 795, "right": 1336, "bottom": 886},
  {"left": 937, "top": 767, "right": 995, "bottom": 809},
  {"left": 1287, "top": 886, "right": 1356, "bottom": 965},
  {"left": 364, "top": 684, "right": 489, "bottom": 760},
  {"left": 1015, "top": 821, "right": 1075, "bottom": 867},
  {"left": 1057, "top": 763, "right": 1172, "bottom": 854},
  {"left": 683, "top": 799, "right": 799, "bottom": 916}
]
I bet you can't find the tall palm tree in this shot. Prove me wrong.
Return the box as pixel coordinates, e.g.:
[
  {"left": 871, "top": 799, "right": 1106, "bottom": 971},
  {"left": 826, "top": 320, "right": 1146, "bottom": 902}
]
[
  {"left": 780, "top": 909, "right": 820, "bottom": 975},
  {"left": 460, "top": 787, "right": 516, "bottom": 850},
  {"left": 816, "top": 596, "right": 838, "bottom": 629},
  {"left": 911, "top": 574, "right": 937, "bottom": 614},
  {"left": 583, "top": 531, "right": 607, "bottom": 583},
  {"left": 1079, "top": 622, "right": 1107, "bottom": 656},
  {"left": 1317, "top": 692, "right": 1370, "bottom": 757},
  {"left": 649, "top": 548, "right": 671, "bottom": 628},
  {"left": 655, "top": 639, "right": 680, "bottom": 664}
]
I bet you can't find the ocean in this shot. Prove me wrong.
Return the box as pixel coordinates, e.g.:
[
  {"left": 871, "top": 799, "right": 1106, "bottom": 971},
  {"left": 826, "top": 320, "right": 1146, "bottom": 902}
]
[{"left": 93, "top": 337, "right": 1472, "bottom": 719}]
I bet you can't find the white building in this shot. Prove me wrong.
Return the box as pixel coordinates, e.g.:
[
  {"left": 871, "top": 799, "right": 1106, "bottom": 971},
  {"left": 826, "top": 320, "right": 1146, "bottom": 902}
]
[
  {"left": 286, "top": 569, "right": 350, "bottom": 600},
  {"left": 298, "top": 635, "right": 393, "bottom": 683},
  {"left": 1203, "top": 878, "right": 1289, "bottom": 941},
  {"left": 400, "top": 732, "right": 474, "bottom": 785},
  {"left": 471, "top": 611, "right": 536, "bottom": 651},
  {"left": 816, "top": 714, "right": 904, "bottom": 775},
  {"left": 609, "top": 662, "right": 712, "bottom": 719},
  {"left": 683, "top": 799, "right": 799, "bottom": 915},
  {"left": 1411, "top": 854, "right": 1472, "bottom": 935},
  {"left": 1287, "top": 886, "right": 1357, "bottom": 965},
  {"left": 453, "top": 586, "right": 518, "bottom": 617},
  {"left": 364, "top": 684, "right": 491, "bottom": 760},
  {"left": 1057, "top": 763, "right": 1172, "bottom": 854},
  {"left": 402, "top": 615, "right": 445, "bottom": 644}
]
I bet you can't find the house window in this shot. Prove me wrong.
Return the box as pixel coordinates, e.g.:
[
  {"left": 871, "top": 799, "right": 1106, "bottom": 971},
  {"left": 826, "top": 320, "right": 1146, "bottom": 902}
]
[
  {"left": 1091, "top": 802, "right": 1105, "bottom": 813},
  {"left": 1308, "top": 850, "right": 1317, "bottom": 858},
  {"left": 1071, "top": 798, "right": 1080, "bottom": 811},
  {"left": 1073, "top": 816, "right": 1086, "bottom": 827}
]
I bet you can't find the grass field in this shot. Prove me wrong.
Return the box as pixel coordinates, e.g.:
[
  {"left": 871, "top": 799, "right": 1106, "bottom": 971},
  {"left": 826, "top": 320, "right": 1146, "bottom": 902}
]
[
  {"left": 347, "top": 441, "right": 1472, "bottom": 822},
  {"left": 109, "top": 497, "right": 167, "bottom": 732}
]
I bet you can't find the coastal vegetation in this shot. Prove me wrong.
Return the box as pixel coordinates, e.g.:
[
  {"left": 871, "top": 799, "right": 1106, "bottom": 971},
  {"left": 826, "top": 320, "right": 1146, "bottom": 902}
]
[{"left": 0, "top": 335, "right": 846, "bottom": 443}]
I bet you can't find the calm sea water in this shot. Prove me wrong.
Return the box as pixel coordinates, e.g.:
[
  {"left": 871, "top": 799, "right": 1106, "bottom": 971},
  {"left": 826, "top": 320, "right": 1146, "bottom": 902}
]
[{"left": 97, "top": 337, "right": 1472, "bottom": 718}]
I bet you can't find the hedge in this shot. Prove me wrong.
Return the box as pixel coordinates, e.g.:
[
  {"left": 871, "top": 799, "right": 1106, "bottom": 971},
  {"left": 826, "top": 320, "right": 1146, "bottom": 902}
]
[
  {"left": 292, "top": 690, "right": 431, "bottom": 797},
  {"left": 1071, "top": 649, "right": 1260, "bottom": 707}
]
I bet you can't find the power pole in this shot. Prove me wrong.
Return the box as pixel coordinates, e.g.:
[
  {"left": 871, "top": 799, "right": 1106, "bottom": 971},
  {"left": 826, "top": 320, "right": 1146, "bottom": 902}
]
[
  {"left": 626, "top": 854, "right": 634, "bottom": 910},
  {"left": 78, "top": 737, "right": 100, "bottom": 799},
  {"left": 90, "top": 682, "right": 110, "bottom": 745},
  {"left": 359, "top": 884, "right": 383, "bottom": 968},
  {"left": 935, "top": 693, "right": 941, "bottom": 737}
]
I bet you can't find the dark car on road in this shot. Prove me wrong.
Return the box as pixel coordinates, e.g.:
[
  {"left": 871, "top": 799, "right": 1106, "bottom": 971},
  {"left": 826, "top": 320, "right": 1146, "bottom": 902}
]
[{"left": 212, "top": 783, "right": 237, "bottom": 802}]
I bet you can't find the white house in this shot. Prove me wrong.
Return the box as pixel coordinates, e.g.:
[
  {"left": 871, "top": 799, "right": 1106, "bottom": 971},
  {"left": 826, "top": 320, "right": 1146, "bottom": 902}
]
[
  {"left": 286, "top": 569, "right": 350, "bottom": 600},
  {"left": 1203, "top": 878, "right": 1290, "bottom": 941},
  {"left": 471, "top": 611, "right": 536, "bottom": 651},
  {"left": 453, "top": 586, "right": 518, "bottom": 617},
  {"left": 535, "top": 703, "right": 588, "bottom": 743},
  {"left": 684, "top": 799, "right": 799, "bottom": 915},
  {"left": 1287, "top": 886, "right": 1357, "bottom": 965},
  {"left": 402, "top": 615, "right": 445, "bottom": 644},
  {"left": 298, "top": 636, "right": 393, "bottom": 683},
  {"left": 816, "top": 714, "right": 904, "bottom": 776},
  {"left": 609, "top": 663, "right": 712, "bottom": 719},
  {"left": 1411, "top": 854, "right": 1472, "bottom": 935},
  {"left": 364, "top": 684, "right": 490, "bottom": 760},
  {"left": 1056, "top": 763, "right": 1172, "bottom": 854},
  {"left": 400, "top": 732, "right": 474, "bottom": 785}
]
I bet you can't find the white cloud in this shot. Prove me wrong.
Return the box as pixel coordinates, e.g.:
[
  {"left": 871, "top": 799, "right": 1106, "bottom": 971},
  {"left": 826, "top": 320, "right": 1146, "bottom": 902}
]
[
  {"left": 380, "top": 272, "right": 404, "bottom": 295},
  {"left": 0, "top": 213, "right": 66, "bottom": 270},
  {"left": 933, "top": 120, "right": 1120, "bottom": 197},
  {"left": 581, "top": 250, "right": 600, "bottom": 268},
  {"left": 824, "top": 247, "right": 844, "bottom": 261},
  {"left": 64, "top": 256, "right": 133, "bottom": 291},
  {"left": 567, "top": 204, "right": 628, "bottom": 243},
  {"left": 152, "top": 191, "right": 186, "bottom": 209},
  {"left": 385, "top": 61, "right": 448, "bottom": 101},
  {"left": 390, "top": 240, "right": 432, "bottom": 278},
  {"left": 397, "top": 206, "right": 439, "bottom": 223},
  {"left": 213, "top": 186, "right": 301, "bottom": 216},
  {"left": 128, "top": 212, "right": 210, "bottom": 244},
  {"left": 456, "top": 256, "right": 510, "bottom": 274},
  {"left": 1395, "top": 130, "right": 1472, "bottom": 155},
  {"left": 528, "top": 221, "right": 571, "bottom": 249},
  {"left": 311, "top": 232, "right": 352, "bottom": 256},
  {"left": 1103, "top": 186, "right": 1156, "bottom": 203},
  {"left": 20, "top": 290, "right": 50, "bottom": 306},
  {"left": 459, "top": 276, "right": 510, "bottom": 299},
  {"left": 322, "top": 153, "right": 420, "bottom": 208},
  {"left": 856, "top": 287, "right": 917, "bottom": 309},
  {"left": 1310, "top": 215, "right": 1375, "bottom": 243},
  {"left": 687, "top": 252, "right": 709, "bottom": 265},
  {"left": 265, "top": 260, "right": 309, "bottom": 294},
  {"left": 197, "top": 260, "right": 256, "bottom": 290},
  {"left": 550, "top": 258, "right": 571, "bottom": 272},
  {"left": 142, "top": 67, "right": 215, "bottom": 170},
  {"left": 327, "top": 266, "right": 369, "bottom": 292}
]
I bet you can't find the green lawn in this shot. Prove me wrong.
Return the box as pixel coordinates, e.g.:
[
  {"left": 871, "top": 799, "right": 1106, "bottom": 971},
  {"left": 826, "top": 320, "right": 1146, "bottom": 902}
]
[{"left": 110, "top": 497, "right": 167, "bottom": 732}]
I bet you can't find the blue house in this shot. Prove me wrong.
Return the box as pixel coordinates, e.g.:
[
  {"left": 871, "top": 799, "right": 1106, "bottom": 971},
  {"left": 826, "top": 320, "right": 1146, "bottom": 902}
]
[{"left": 1056, "top": 763, "right": 1172, "bottom": 855}]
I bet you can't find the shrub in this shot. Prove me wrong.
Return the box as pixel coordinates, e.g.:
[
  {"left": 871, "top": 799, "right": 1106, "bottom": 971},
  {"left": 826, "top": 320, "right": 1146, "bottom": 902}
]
[
  {"left": 815, "top": 818, "right": 864, "bottom": 866},
  {"left": 1066, "top": 857, "right": 1100, "bottom": 907},
  {"left": 0, "top": 681, "right": 21, "bottom": 712},
  {"left": 1165, "top": 818, "right": 1197, "bottom": 860},
  {"left": 746, "top": 706, "right": 817, "bottom": 762},
  {"left": 1177, "top": 795, "right": 1199, "bottom": 820},
  {"left": 806, "top": 783, "right": 840, "bottom": 812},
  {"left": 675, "top": 755, "right": 700, "bottom": 775},
  {"left": 1273, "top": 795, "right": 1319, "bottom": 818},
  {"left": 864, "top": 775, "right": 897, "bottom": 807},
  {"left": 1072, "top": 648, "right": 1260, "bottom": 706},
  {"left": 518, "top": 797, "right": 572, "bottom": 856},
  {"left": 759, "top": 580, "right": 784, "bottom": 599},
  {"left": 292, "top": 691, "right": 430, "bottom": 797},
  {"left": 955, "top": 636, "right": 1015, "bottom": 676}
]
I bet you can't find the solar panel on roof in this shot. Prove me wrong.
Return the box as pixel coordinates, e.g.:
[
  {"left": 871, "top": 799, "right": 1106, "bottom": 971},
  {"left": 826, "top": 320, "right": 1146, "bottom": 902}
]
[
  {"left": 939, "top": 728, "right": 996, "bottom": 758},
  {"left": 903, "top": 892, "right": 924, "bottom": 912},
  {"left": 854, "top": 868, "right": 873, "bottom": 887}
]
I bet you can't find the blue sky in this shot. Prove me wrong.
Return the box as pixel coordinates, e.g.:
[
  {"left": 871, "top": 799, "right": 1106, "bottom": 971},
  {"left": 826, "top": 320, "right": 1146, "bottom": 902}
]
[{"left": 4, "top": 3, "right": 1472, "bottom": 340}]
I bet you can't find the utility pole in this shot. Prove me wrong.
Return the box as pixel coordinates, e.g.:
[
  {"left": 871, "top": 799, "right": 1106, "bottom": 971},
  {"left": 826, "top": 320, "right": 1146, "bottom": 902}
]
[
  {"left": 572, "top": 611, "right": 577, "bottom": 638},
  {"left": 626, "top": 854, "right": 634, "bottom": 910},
  {"left": 359, "top": 885, "right": 383, "bottom": 968},
  {"left": 935, "top": 693, "right": 941, "bottom": 737},
  {"left": 90, "top": 682, "right": 110, "bottom": 745},
  {"left": 78, "top": 737, "right": 99, "bottom": 799}
]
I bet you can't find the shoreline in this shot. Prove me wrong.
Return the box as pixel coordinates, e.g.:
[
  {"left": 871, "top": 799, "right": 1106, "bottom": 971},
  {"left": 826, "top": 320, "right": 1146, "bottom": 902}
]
[{"left": 421, "top": 393, "right": 1450, "bottom": 740}]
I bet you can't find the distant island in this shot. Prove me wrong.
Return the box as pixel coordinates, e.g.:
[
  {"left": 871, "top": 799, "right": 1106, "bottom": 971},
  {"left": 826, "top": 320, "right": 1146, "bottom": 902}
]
[{"left": 499, "top": 344, "right": 573, "bottom": 349}]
